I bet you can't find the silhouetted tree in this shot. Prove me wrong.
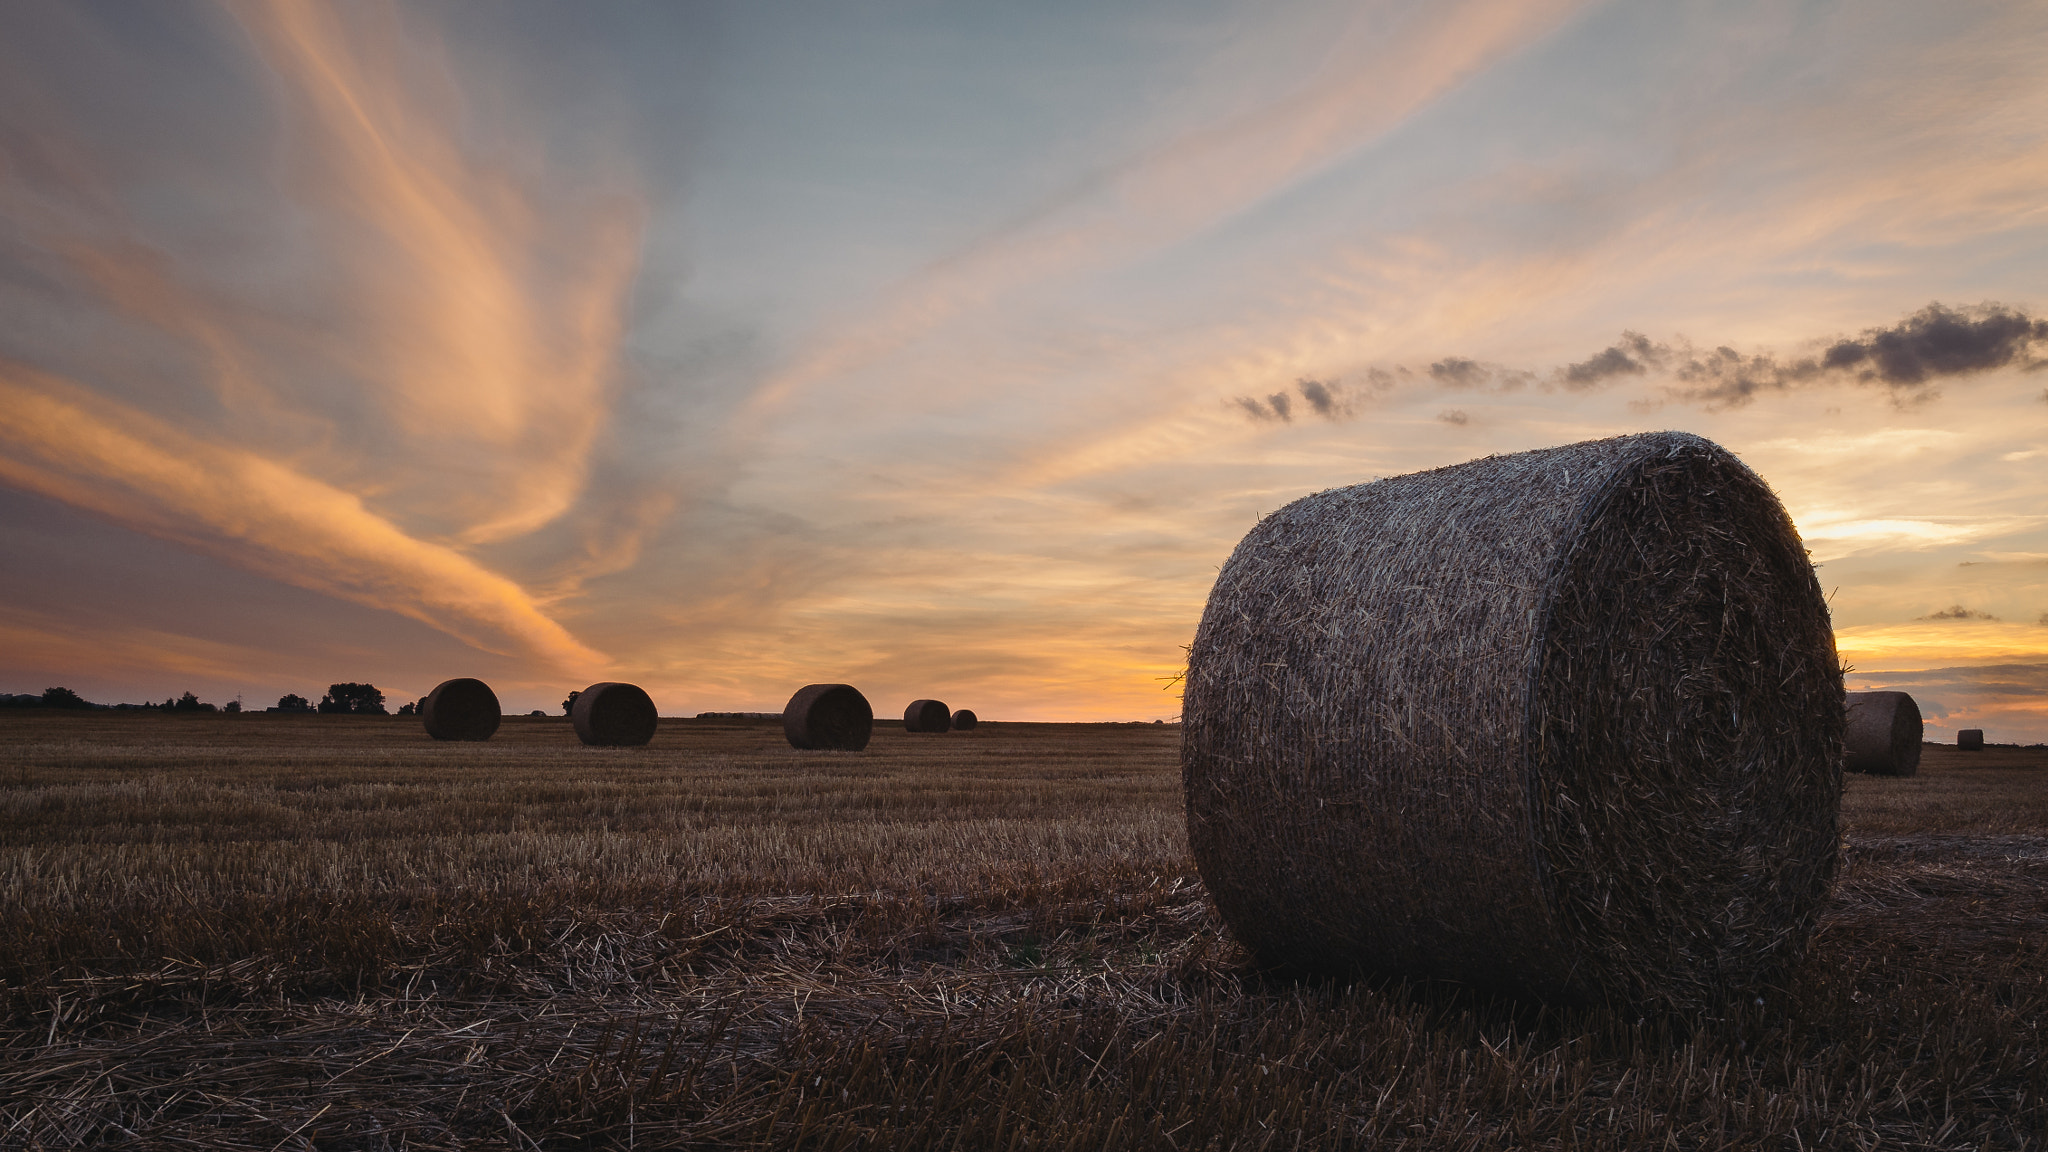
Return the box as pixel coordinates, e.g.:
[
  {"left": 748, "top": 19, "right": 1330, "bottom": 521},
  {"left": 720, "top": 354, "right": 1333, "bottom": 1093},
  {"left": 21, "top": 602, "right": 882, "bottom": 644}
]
[
  {"left": 40, "top": 687, "right": 89, "bottom": 709},
  {"left": 562, "top": 689, "right": 580, "bottom": 715},
  {"left": 320, "top": 683, "right": 387, "bottom": 715},
  {"left": 172, "top": 691, "right": 215, "bottom": 713},
  {"left": 275, "top": 693, "right": 314, "bottom": 713},
  {"left": 224, "top": 698, "right": 242, "bottom": 714},
  {"left": 396, "top": 698, "right": 424, "bottom": 716}
]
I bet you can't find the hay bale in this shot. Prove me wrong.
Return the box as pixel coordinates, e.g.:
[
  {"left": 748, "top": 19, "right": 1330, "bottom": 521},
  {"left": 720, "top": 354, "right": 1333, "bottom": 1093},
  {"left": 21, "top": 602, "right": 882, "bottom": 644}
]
[
  {"left": 421, "top": 678, "right": 500, "bottom": 742},
  {"left": 783, "top": 684, "right": 873, "bottom": 751},
  {"left": 1182, "top": 431, "right": 1843, "bottom": 1011},
  {"left": 1844, "top": 691, "right": 1922, "bottom": 777},
  {"left": 1959, "top": 729, "right": 1985, "bottom": 751},
  {"left": 903, "top": 699, "right": 951, "bottom": 733},
  {"left": 950, "top": 708, "right": 979, "bottom": 731},
  {"left": 571, "top": 682, "right": 658, "bottom": 747}
]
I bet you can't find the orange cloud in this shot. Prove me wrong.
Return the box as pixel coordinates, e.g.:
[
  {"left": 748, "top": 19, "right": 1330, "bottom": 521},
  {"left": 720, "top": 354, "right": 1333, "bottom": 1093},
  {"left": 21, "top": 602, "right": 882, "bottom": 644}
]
[
  {"left": 0, "top": 364, "right": 605, "bottom": 675},
  {"left": 228, "top": 0, "right": 644, "bottom": 545}
]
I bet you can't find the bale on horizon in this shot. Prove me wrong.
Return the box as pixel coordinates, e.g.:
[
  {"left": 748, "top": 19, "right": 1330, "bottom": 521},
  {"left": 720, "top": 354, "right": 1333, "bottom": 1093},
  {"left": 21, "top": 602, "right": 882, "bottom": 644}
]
[
  {"left": 421, "top": 678, "right": 500, "bottom": 742},
  {"left": 1182, "top": 431, "right": 1843, "bottom": 1012},
  {"left": 783, "top": 684, "right": 873, "bottom": 751},
  {"left": 1845, "top": 691, "right": 1922, "bottom": 776},
  {"left": 571, "top": 682, "right": 658, "bottom": 747},
  {"left": 903, "top": 699, "right": 950, "bottom": 733},
  {"left": 1959, "top": 728, "right": 1986, "bottom": 750},
  {"left": 950, "top": 708, "right": 978, "bottom": 731}
]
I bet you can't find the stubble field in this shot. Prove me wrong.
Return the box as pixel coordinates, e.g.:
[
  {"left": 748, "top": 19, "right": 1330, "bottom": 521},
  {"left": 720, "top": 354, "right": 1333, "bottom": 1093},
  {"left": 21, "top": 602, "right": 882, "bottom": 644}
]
[{"left": 2, "top": 712, "right": 2046, "bottom": 1149}]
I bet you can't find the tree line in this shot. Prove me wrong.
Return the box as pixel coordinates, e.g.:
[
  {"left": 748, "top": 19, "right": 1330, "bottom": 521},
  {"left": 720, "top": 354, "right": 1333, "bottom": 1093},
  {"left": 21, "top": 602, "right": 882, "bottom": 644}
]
[
  {"left": 3, "top": 683, "right": 392, "bottom": 714},
  {"left": 6, "top": 684, "right": 596, "bottom": 717}
]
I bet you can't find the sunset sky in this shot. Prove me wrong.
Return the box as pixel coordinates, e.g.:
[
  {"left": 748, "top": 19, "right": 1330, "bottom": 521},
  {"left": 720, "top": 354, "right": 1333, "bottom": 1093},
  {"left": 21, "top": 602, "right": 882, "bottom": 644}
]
[{"left": 3, "top": 0, "right": 2046, "bottom": 737}]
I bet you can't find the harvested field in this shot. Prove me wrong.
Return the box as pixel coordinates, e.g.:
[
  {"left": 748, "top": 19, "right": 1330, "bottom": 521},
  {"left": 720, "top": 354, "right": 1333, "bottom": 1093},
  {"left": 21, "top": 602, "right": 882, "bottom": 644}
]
[{"left": 2, "top": 714, "right": 2047, "bottom": 1149}]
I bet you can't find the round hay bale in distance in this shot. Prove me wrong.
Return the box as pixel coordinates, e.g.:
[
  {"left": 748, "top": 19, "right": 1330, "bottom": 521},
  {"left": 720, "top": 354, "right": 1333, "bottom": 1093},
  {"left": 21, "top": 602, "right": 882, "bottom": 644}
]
[
  {"left": 1958, "top": 729, "right": 1985, "bottom": 750},
  {"left": 950, "top": 708, "right": 978, "bottom": 731},
  {"left": 903, "top": 699, "right": 951, "bottom": 733},
  {"left": 571, "top": 682, "right": 658, "bottom": 747},
  {"left": 783, "top": 684, "right": 873, "bottom": 751},
  {"left": 421, "top": 678, "right": 500, "bottom": 742},
  {"left": 1182, "top": 431, "right": 1843, "bottom": 1011},
  {"left": 1845, "top": 691, "right": 1922, "bottom": 777}
]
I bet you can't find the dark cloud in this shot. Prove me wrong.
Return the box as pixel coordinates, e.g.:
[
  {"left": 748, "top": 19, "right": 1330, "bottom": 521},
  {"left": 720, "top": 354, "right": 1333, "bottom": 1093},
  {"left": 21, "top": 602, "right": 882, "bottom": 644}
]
[
  {"left": 1424, "top": 356, "right": 1535, "bottom": 393},
  {"left": 1821, "top": 303, "right": 2048, "bottom": 386},
  {"left": 1670, "top": 302, "right": 2046, "bottom": 406},
  {"left": 1235, "top": 302, "right": 2045, "bottom": 425},
  {"left": 1438, "top": 409, "right": 1469, "bottom": 425},
  {"left": 1918, "top": 604, "right": 1999, "bottom": 621},
  {"left": 1429, "top": 357, "right": 1489, "bottom": 388},
  {"left": 1234, "top": 394, "right": 1287, "bottom": 421},
  {"left": 1233, "top": 378, "right": 1356, "bottom": 423},
  {"left": 1561, "top": 331, "right": 1666, "bottom": 388},
  {"left": 1234, "top": 390, "right": 1294, "bottom": 421},
  {"left": 1412, "top": 301, "right": 2047, "bottom": 410},
  {"left": 1297, "top": 378, "right": 1344, "bottom": 418}
]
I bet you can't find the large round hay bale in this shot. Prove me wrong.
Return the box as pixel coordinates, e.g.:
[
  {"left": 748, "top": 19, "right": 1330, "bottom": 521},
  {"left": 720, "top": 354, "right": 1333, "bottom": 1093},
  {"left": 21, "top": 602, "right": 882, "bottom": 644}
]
[
  {"left": 903, "top": 699, "right": 951, "bottom": 733},
  {"left": 421, "top": 677, "right": 500, "bottom": 741},
  {"left": 1845, "top": 691, "right": 1921, "bottom": 776},
  {"left": 1958, "top": 729, "right": 1985, "bottom": 751},
  {"left": 571, "top": 682, "right": 658, "bottom": 747},
  {"left": 950, "top": 708, "right": 979, "bottom": 731},
  {"left": 783, "top": 684, "right": 873, "bottom": 751},
  {"left": 1182, "top": 431, "right": 1843, "bottom": 1011}
]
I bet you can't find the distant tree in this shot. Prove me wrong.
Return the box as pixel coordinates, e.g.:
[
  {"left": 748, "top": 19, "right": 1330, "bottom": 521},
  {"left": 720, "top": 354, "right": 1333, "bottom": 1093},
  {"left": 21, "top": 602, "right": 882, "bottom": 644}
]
[
  {"left": 172, "top": 691, "right": 215, "bottom": 713},
  {"left": 224, "top": 698, "right": 242, "bottom": 714},
  {"left": 320, "top": 683, "right": 387, "bottom": 715},
  {"left": 41, "top": 687, "right": 89, "bottom": 709},
  {"left": 396, "top": 698, "right": 425, "bottom": 716},
  {"left": 276, "top": 693, "right": 314, "bottom": 713},
  {"left": 562, "top": 689, "right": 580, "bottom": 715}
]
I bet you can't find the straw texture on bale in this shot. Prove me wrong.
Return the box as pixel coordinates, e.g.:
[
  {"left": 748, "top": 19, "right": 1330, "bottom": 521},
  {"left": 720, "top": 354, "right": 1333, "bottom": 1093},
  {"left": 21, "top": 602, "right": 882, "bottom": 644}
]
[
  {"left": 570, "top": 682, "right": 658, "bottom": 747},
  {"left": 1959, "top": 729, "right": 1985, "bottom": 751},
  {"left": 903, "top": 699, "right": 951, "bottom": 733},
  {"left": 1182, "top": 431, "right": 1843, "bottom": 1011},
  {"left": 782, "top": 684, "right": 873, "bottom": 751},
  {"left": 1844, "top": 691, "right": 1922, "bottom": 777},
  {"left": 420, "top": 678, "right": 500, "bottom": 742},
  {"left": 951, "top": 709, "right": 979, "bottom": 731}
]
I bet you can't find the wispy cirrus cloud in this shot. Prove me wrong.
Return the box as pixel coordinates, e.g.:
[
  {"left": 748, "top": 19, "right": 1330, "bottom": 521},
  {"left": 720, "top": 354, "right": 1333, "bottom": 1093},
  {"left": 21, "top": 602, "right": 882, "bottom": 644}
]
[
  {"left": 227, "top": 0, "right": 646, "bottom": 544},
  {"left": 0, "top": 0, "right": 645, "bottom": 683},
  {"left": 743, "top": 0, "right": 1592, "bottom": 422},
  {"left": 0, "top": 363, "right": 604, "bottom": 674}
]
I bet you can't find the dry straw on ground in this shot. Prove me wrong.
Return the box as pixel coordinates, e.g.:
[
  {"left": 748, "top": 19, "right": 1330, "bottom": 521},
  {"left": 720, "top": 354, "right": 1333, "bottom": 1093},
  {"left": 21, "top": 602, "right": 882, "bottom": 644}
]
[
  {"left": 421, "top": 677, "right": 501, "bottom": 742},
  {"left": 1183, "top": 431, "right": 1844, "bottom": 1012},
  {"left": 571, "top": 682, "right": 659, "bottom": 747},
  {"left": 904, "top": 699, "right": 951, "bottom": 733},
  {"left": 952, "top": 708, "right": 979, "bottom": 731},
  {"left": 2, "top": 716, "right": 2046, "bottom": 1148},
  {"left": 782, "top": 683, "right": 873, "bottom": 751},
  {"left": 1845, "top": 691, "right": 1922, "bottom": 777},
  {"left": 1961, "top": 729, "right": 1987, "bottom": 751}
]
